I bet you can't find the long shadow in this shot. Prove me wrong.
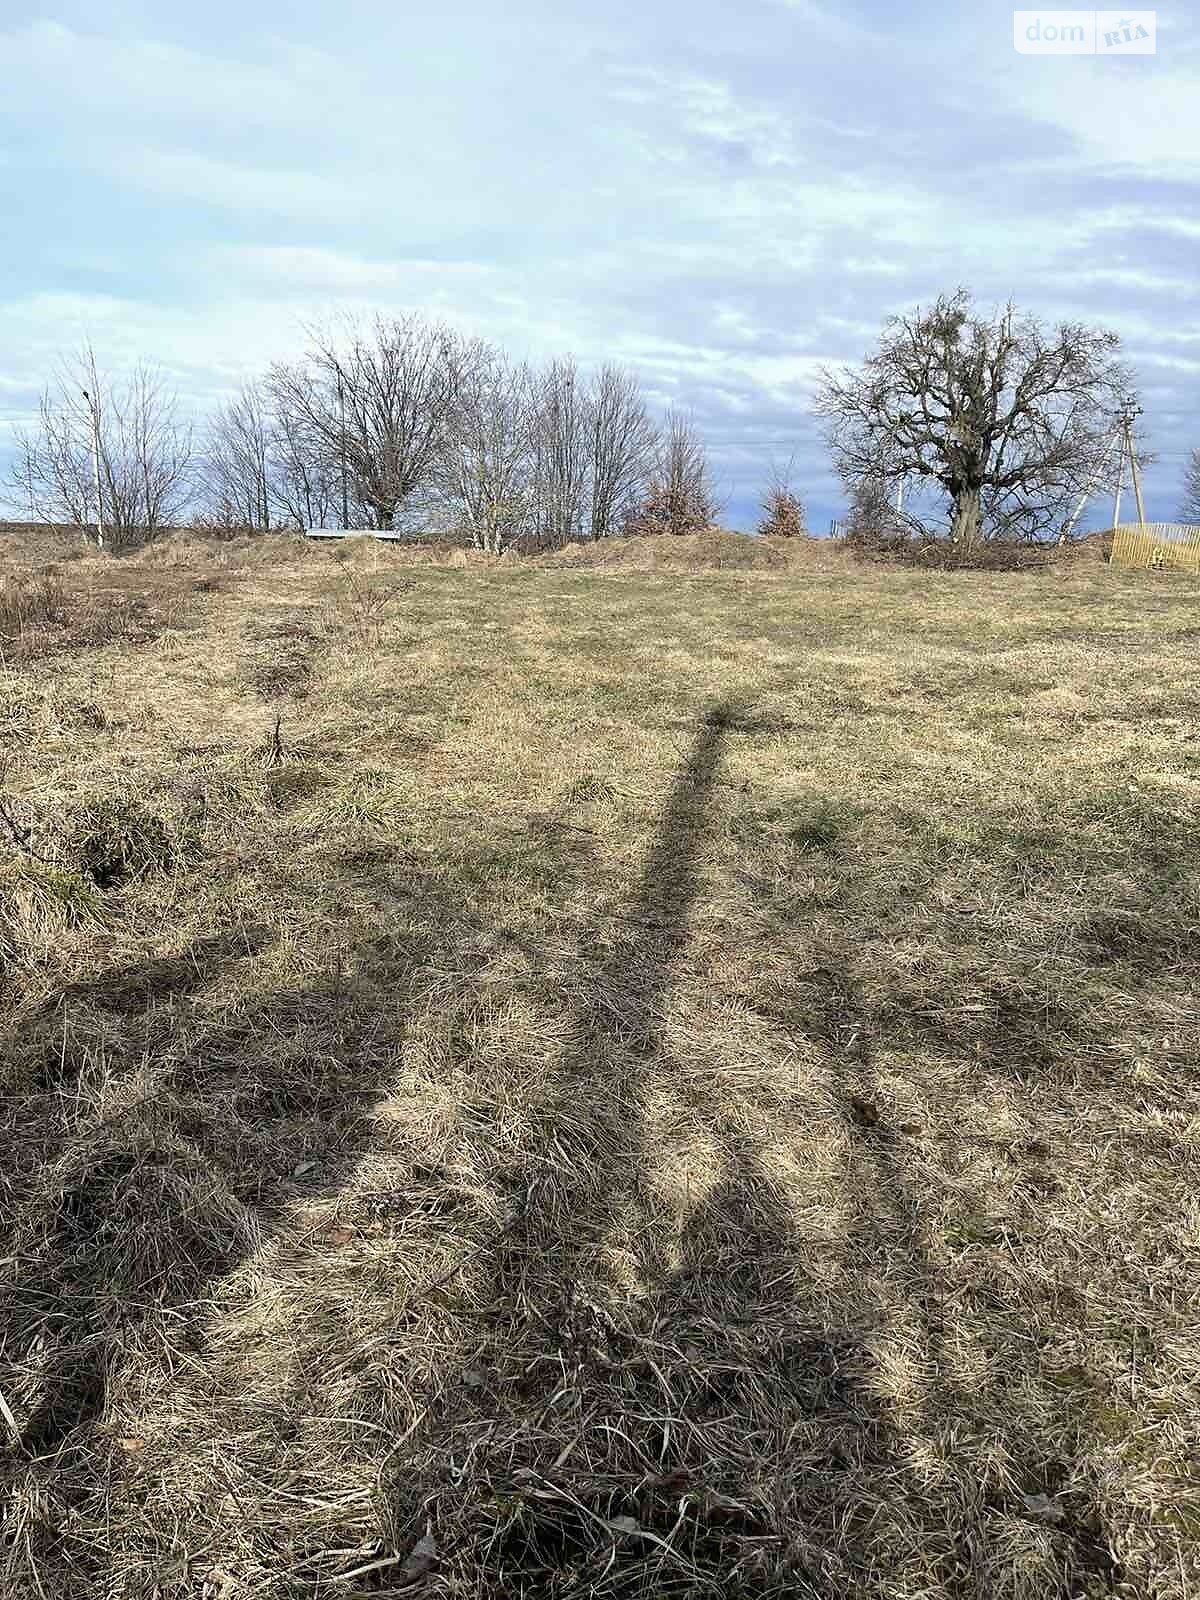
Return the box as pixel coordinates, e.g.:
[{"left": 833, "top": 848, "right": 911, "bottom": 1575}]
[
  {"left": 369, "top": 709, "right": 1126, "bottom": 1597},
  {"left": 368, "top": 704, "right": 901, "bottom": 1591},
  {"left": 362, "top": 700, "right": 751, "bottom": 1590},
  {"left": 3, "top": 705, "right": 1132, "bottom": 1596},
  {"left": 0, "top": 841, "right": 579, "bottom": 1480},
  {"left": 484, "top": 700, "right": 743, "bottom": 1318}
]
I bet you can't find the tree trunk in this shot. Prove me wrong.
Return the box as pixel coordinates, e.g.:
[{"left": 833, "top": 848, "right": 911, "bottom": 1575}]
[{"left": 950, "top": 486, "right": 981, "bottom": 547}]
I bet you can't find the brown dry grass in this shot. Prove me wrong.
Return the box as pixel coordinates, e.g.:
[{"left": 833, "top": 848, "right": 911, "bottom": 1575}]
[
  {"left": 0, "top": 574, "right": 69, "bottom": 640},
  {"left": 544, "top": 529, "right": 856, "bottom": 575},
  {"left": 2, "top": 527, "right": 1199, "bottom": 1598}
]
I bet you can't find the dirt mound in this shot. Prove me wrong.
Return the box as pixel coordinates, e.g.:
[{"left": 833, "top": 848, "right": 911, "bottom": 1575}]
[
  {"left": 542, "top": 530, "right": 845, "bottom": 573},
  {"left": 319, "top": 535, "right": 485, "bottom": 567},
  {"left": 844, "top": 529, "right": 1115, "bottom": 573},
  {"left": 0, "top": 522, "right": 97, "bottom": 572},
  {"left": 1058, "top": 529, "right": 1114, "bottom": 565}
]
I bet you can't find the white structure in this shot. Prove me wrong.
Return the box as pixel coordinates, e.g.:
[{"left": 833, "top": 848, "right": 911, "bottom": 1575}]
[{"left": 303, "top": 528, "right": 409, "bottom": 543}]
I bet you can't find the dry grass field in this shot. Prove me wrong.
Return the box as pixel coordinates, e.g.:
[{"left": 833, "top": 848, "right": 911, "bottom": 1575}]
[{"left": 1, "top": 526, "right": 1198, "bottom": 1599}]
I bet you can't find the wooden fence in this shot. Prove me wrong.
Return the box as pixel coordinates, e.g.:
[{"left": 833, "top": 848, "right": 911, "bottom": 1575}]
[{"left": 1109, "top": 523, "right": 1200, "bottom": 573}]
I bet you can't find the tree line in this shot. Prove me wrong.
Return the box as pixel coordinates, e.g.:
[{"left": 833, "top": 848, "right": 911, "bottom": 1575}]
[
  {"left": 8, "top": 291, "right": 1193, "bottom": 552},
  {"left": 8, "top": 316, "right": 727, "bottom": 552}
]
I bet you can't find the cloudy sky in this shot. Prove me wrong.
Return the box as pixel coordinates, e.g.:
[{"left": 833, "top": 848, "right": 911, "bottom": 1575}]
[{"left": 0, "top": 0, "right": 1196, "bottom": 530}]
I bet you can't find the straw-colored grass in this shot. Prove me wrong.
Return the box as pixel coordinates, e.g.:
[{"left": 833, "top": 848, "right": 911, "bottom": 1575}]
[
  {"left": 2, "top": 527, "right": 1198, "bottom": 1598},
  {"left": 0, "top": 573, "right": 68, "bottom": 639}
]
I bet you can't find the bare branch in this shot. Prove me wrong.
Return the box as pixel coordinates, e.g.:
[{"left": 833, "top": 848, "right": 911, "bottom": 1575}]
[
  {"left": 816, "top": 291, "right": 1131, "bottom": 545},
  {"left": 588, "top": 364, "right": 656, "bottom": 540},
  {"left": 8, "top": 344, "right": 193, "bottom": 547},
  {"left": 1180, "top": 448, "right": 1200, "bottom": 524},
  {"left": 441, "top": 344, "right": 534, "bottom": 553},
  {"left": 269, "top": 313, "right": 468, "bottom": 531},
  {"left": 529, "top": 357, "right": 592, "bottom": 546}
]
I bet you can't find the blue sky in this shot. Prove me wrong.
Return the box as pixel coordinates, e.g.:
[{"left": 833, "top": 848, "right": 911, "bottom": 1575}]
[{"left": 0, "top": 0, "right": 1197, "bottom": 531}]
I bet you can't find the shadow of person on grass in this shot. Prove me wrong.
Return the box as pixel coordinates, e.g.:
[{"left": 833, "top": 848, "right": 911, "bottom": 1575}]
[
  {"left": 366, "top": 701, "right": 1123, "bottom": 1598},
  {"left": 2, "top": 701, "right": 1128, "bottom": 1598}
]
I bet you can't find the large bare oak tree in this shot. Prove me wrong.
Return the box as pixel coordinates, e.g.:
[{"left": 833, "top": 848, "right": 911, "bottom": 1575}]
[{"left": 817, "top": 291, "right": 1131, "bottom": 546}]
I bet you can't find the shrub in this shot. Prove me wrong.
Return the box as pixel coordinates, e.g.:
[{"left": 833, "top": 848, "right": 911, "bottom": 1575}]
[
  {"left": 188, "top": 512, "right": 275, "bottom": 542},
  {"left": 758, "top": 486, "right": 807, "bottom": 539},
  {"left": 624, "top": 480, "right": 713, "bottom": 538},
  {"left": 919, "top": 538, "right": 1052, "bottom": 572},
  {"left": 625, "top": 412, "right": 716, "bottom": 537},
  {"left": 844, "top": 528, "right": 1054, "bottom": 572}
]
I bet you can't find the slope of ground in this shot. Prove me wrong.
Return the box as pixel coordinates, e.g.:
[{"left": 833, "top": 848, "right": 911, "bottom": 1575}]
[
  {"left": 1, "top": 535, "right": 1198, "bottom": 1599},
  {"left": 0, "top": 521, "right": 99, "bottom": 571},
  {"left": 544, "top": 529, "right": 855, "bottom": 573}
]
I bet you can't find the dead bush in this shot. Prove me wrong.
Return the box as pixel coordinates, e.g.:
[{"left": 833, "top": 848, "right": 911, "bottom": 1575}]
[
  {"left": 841, "top": 525, "right": 916, "bottom": 563},
  {"left": 624, "top": 481, "right": 713, "bottom": 539},
  {"left": 920, "top": 538, "right": 1053, "bottom": 572},
  {"left": 758, "top": 486, "right": 807, "bottom": 539},
  {"left": 65, "top": 798, "right": 179, "bottom": 889},
  {"left": 331, "top": 572, "right": 411, "bottom": 648},
  {"left": 625, "top": 412, "right": 716, "bottom": 538},
  {"left": 0, "top": 574, "right": 69, "bottom": 637},
  {"left": 844, "top": 528, "right": 1054, "bottom": 573}
]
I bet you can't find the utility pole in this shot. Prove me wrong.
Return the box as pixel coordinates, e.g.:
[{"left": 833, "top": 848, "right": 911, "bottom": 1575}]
[
  {"left": 1124, "top": 405, "right": 1147, "bottom": 527},
  {"left": 81, "top": 387, "right": 105, "bottom": 550},
  {"left": 337, "top": 372, "right": 349, "bottom": 532},
  {"left": 1063, "top": 426, "right": 1120, "bottom": 542},
  {"left": 895, "top": 478, "right": 905, "bottom": 515},
  {"left": 1112, "top": 426, "right": 1126, "bottom": 528}
]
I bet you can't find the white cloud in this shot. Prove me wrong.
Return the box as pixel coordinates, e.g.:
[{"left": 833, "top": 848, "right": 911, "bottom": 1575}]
[
  {"left": 1, "top": 2, "right": 1198, "bottom": 526},
  {"left": 111, "top": 148, "right": 363, "bottom": 221},
  {"left": 1006, "top": 65, "right": 1200, "bottom": 171},
  {"left": 607, "top": 66, "right": 799, "bottom": 166},
  {"left": 216, "top": 247, "right": 499, "bottom": 294},
  {"left": 0, "top": 20, "right": 336, "bottom": 135}
]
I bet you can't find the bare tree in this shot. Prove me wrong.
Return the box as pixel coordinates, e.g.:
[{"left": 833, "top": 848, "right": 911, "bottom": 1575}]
[
  {"left": 841, "top": 473, "right": 907, "bottom": 547},
  {"left": 1181, "top": 448, "right": 1200, "bottom": 524},
  {"left": 442, "top": 345, "right": 534, "bottom": 553},
  {"left": 9, "top": 344, "right": 192, "bottom": 546},
  {"left": 530, "top": 357, "right": 592, "bottom": 546},
  {"left": 587, "top": 364, "right": 656, "bottom": 540},
  {"left": 269, "top": 314, "right": 468, "bottom": 531},
  {"left": 271, "top": 406, "right": 338, "bottom": 532},
  {"left": 11, "top": 394, "right": 93, "bottom": 528},
  {"left": 203, "top": 374, "right": 338, "bottom": 532},
  {"left": 817, "top": 291, "right": 1130, "bottom": 547},
  {"left": 627, "top": 410, "right": 715, "bottom": 536},
  {"left": 204, "top": 383, "right": 273, "bottom": 530}
]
